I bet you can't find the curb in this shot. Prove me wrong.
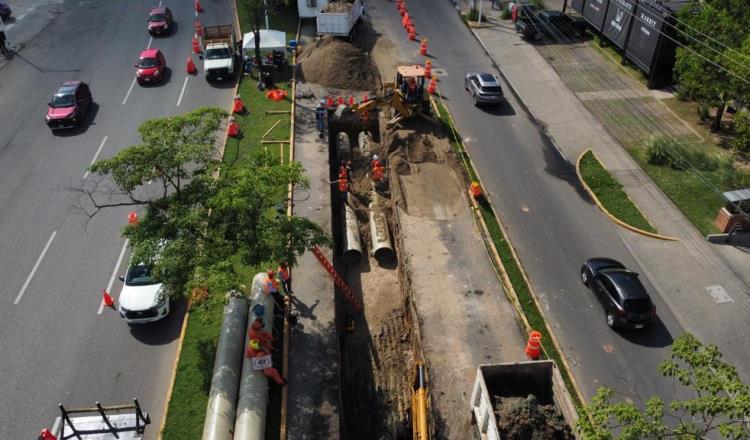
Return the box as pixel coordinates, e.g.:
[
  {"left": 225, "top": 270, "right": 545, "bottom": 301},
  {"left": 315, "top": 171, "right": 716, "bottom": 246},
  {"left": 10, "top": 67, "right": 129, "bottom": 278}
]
[
  {"left": 434, "top": 90, "right": 587, "bottom": 415},
  {"left": 575, "top": 149, "right": 678, "bottom": 241}
]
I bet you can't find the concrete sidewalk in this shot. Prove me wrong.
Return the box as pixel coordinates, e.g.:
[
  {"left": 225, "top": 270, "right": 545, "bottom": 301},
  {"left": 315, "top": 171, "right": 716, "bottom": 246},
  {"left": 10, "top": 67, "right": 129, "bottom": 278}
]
[{"left": 470, "top": 4, "right": 750, "bottom": 379}]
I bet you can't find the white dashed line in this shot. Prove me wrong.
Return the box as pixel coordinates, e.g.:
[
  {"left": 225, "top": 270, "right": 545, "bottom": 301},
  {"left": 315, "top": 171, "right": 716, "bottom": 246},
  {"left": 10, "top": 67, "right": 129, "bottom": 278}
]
[
  {"left": 83, "top": 136, "right": 108, "bottom": 178},
  {"left": 122, "top": 77, "right": 137, "bottom": 105},
  {"left": 98, "top": 239, "right": 129, "bottom": 314},
  {"left": 176, "top": 76, "right": 189, "bottom": 106},
  {"left": 14, "top": 231, "right": 57, "bottom": 304}
]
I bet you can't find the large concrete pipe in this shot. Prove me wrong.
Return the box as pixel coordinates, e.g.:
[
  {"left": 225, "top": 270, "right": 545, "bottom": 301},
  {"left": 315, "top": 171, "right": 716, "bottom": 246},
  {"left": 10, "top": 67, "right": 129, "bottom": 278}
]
[
  {"left": 202, "top": 292, "right": 249, "bottom": 440},
  {"left": 369, "top": 194, "right": 395, "bottom": 262},
  {"left": 336, "top": 132, "right": 351, "bottom": 162},
  {"left": 342, "top": 202, "right": 363, "bottom": 264},
  {"left": 358, "top": 131, "right": 372, "bottom": 156},
  {"left": 233, "top": 273, "right": 276, "bottom": 440}
]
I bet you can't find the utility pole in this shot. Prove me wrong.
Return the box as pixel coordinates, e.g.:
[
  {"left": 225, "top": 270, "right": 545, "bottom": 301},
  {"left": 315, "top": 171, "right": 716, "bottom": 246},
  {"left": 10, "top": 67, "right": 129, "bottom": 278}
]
[
  {"left": 264, "top": 0, "right": 269, "bottom": 29},
  {"left": 477, "top": 0, "right": 483, "bottom": 24}
]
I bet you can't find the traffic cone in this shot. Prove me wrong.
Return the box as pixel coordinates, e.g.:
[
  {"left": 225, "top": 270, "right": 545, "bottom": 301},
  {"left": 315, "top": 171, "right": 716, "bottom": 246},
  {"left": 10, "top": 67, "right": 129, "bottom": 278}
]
[
  {"left": 425, "top": 59, "right": 432, "bottom": 78},
  {"left": 427, "top": 78, "right": 436, "bottom": 95},
  {"left": 420, "top": 38, "right": 428, "bottom": 56},
  {"left": 102, "top": 289, "right": 115, "bottom": 308},
  {"left": 470, "top": 181, "right": 482, "bottom": 199},
  {"left": 337, "top": 96, "right": 344, "bottom": 106},
  {"left": 327, "top": 96, "right": 335, "bottom": 107},
  {"left": 187, "top": 57, "right": 197, "bottom": 74},
  {"left": 192, "top": 37, "right": 201, "bottom": 54},
  {"left": 228, "top": 119, "right": 240, "bottom": 137},
  {"left": 408, "top": 26, "right": 416, "bottom": 41},
  {"left": 399, "top": 4, "right": 406, "bottom": 16},
  {"left": 194, "top": 19, "right": 203, "bottom": 36},
  {"left": 38, "top": 429, "right": 57, "bottom": 440},
  {"left": 349, "top": 95, "right": 355, "bottom": 106},
  {"left": 233, "top": 94, "right": 246, "bottom": 114},
  {"left": 127, "top": 211, "right": 138, "bottom": 225},
  {"left": 525, "top": 330, "right": 542, "bottom": 359},
  {"left": 363, "top": 94, "right": 369, "bottom": 103},
  {"left": 195, "top": 0, "right": 203, "bottom": 13},
  {"left": 403, "top": 12, "right": 409, "bottom": 26}
]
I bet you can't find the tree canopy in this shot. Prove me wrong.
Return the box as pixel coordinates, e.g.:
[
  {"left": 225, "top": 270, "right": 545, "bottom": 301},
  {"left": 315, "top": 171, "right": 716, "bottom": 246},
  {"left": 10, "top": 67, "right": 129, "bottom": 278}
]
[
  {"left": 577, "top": 333, "right": 750, "bottom": 439},
  {"left": 78, "top": 107, "right": 329, "bottom": 298}
]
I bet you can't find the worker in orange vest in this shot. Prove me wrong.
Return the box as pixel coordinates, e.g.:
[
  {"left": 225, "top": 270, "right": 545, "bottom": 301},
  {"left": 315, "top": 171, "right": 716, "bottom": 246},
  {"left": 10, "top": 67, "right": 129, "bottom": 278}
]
[
  {"left": 371, "top": 154, "right": 382, "bottom": 170},
  {"left": 371, "top": 164, "right": 385, "bottom": 182},
  {"left": 331, "top": 173, "right": 349, "bottom": 201},
  {"left": 277, "top": 262, "right": 292, "bottom": 294},
  {"left": 263, "top": 270, "right": 279, "bottom": 295},
  {"left": 246, "top": 339, "right": 285, "bottom": 385},
  {"left": 248, "top": 318, "right": 274, "bottom": 350},
  {"left": 339, "top": 160, "right": 350, "bottom": 183}
]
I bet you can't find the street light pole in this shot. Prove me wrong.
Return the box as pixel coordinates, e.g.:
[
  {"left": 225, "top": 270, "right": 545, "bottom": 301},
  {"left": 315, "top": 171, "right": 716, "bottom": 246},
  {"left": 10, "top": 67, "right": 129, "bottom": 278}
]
[{"left": 477, "top": 0, "right": 483, "bottom": 25}]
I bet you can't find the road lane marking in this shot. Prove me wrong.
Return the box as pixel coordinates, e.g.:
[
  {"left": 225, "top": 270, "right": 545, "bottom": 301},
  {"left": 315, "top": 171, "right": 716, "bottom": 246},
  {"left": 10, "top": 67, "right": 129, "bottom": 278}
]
[
  {"left": 122, "top": 77, "right": 137, "bottom": 105},
  {"left": 147, "top": 36, "right": 153, "bottom": 49},
  {"left": 176, "top": 76, "right": 189, "bottom": 107},
  {"left": 14, "top": 231, "right": 57, "bottom": 304},
  {"left": 83, "top": 136, "right": 108, "bottom": 178},
  {"left": 98, "top": 239, "right": 129, "bottom": 314}
]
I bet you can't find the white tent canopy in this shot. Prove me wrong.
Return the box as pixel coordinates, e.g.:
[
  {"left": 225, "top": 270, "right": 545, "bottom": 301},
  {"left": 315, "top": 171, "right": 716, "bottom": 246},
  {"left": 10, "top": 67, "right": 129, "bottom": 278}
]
[{"left": 242, "top": 29, "right": 287, "bottom": 55}]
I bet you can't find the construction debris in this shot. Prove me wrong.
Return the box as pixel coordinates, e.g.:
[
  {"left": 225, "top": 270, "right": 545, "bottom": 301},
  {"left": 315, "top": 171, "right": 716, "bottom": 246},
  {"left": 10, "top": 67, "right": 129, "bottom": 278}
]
[
  {"left": 297, "top": 36, "right": 380, "bottom": 91},
  {"left": 322, "top": 1, "right": 355, "bottom": 13},
  {"left": 493, "top": 395, "right": 574, "bottom": 440}
]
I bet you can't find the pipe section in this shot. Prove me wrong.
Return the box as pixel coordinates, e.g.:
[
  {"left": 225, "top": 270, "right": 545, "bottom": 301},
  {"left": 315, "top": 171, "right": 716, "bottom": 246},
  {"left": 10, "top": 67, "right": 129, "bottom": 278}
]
[
  {"left": 369, "top": 192, "right": 395, "bottom": 262},
  {"left": 202, "top": 292, "right": 249, "bottom": 440},
  {"left": 358, "top": 131, "right": 372, "bottom": 156},
  {"left": 233, "top": 273, "right": 276, "bottom": 440},
  {"left": 336, "top": 132, "right": 351, "bottom": 162},
  {"left": 342, "top": 202, "right": 363, "bottom": 264}
]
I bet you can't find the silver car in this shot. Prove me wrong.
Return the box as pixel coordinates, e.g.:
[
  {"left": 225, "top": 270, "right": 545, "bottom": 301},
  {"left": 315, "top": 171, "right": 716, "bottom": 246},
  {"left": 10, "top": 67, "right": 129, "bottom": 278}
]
[{"left": 464, "top": 72, "right": 504, "bottom": 106}]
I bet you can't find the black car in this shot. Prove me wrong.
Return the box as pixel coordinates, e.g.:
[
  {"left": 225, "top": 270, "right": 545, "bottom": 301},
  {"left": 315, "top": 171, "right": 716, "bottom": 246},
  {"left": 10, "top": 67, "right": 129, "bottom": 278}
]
[
  {"left": 580, "top": 258, "right": 656, "bottom": 329},
  {"left": 0, "top": 2, "right": 11, "bottom": 20},
  {"left": 535, "top": 10, "right": 584, "bottom": 40}
]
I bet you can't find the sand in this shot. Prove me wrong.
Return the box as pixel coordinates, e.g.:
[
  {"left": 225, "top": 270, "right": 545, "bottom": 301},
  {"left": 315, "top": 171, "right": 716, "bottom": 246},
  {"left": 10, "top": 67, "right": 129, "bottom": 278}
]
[{"left": 297, "top": 36, "right": 380, "bottom": 91}]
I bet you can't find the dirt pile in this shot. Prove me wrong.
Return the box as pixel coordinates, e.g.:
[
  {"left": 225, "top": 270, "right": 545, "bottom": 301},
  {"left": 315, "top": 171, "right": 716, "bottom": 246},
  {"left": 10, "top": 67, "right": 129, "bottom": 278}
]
[
  {"left": 322, "top": 0, "right": 353, "bottom": 12},
  {"left": 297, "top": 36, "right": 380, "bottom": 91},
  {"left": 494, "top": 395, "right": 574, "bottom": 440}
]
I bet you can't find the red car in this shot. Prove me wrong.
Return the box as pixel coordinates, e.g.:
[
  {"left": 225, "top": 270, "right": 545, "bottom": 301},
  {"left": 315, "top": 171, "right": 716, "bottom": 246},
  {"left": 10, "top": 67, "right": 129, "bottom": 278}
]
[
  {"left": 147, "top": 6, "right": 173, "bottom": 36},
  {"left": 45, "top": 81, "right": 92, "bottom": 130},
  {"left": 135, "top": 48, "right": 166, "bottom": 85}
]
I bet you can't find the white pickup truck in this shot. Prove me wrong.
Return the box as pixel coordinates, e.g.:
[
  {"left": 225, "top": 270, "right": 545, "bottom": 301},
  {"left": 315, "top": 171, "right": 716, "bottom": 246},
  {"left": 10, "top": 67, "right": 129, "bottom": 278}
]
[{"left": 203, "top": 24, "right": 237, "bottom": 81}]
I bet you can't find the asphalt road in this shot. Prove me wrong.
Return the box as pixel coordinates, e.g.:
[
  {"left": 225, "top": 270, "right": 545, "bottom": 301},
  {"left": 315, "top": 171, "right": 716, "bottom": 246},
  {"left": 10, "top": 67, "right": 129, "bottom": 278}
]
[
  {"left": 0, "top": 0, "right": 236, "bottom": 437},
  {"left": 368, "top": 0, "right": 686, "bottom": 404}
]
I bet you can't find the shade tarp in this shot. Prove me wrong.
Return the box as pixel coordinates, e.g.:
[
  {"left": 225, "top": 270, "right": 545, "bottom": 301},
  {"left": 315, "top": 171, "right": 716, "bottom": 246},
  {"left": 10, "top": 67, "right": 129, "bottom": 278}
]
[{"left": 242, "top": 29, "right": 287, "bottom": 53}]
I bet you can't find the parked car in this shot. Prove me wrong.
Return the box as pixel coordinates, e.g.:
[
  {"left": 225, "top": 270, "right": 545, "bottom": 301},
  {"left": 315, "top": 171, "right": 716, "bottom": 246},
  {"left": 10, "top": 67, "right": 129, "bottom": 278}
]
[
  {"left": 464, "top": 72, "right": 504, "bottom": 106},
  {"left": 515, "top": 17, "right": 540, "bottom": 41},
  {"left": 118, "top": 262, "right": 170, "bottom": 324},
  {"left": 147, "top": 6, "right": 173, "bottom": 36},
  {"left": 534, "top": 10, "right": 585, "bottom": 40},
  {"left": 135, "top": 48, "right": 166, "bottom": 85},
  {"left": 0, "top": 2, "right": 11, "bottom": 20},
  {"left": 580, "top": 258, "right": 656, "bottom": 329},
  {"left": 45, "top": 81, "right": 92, "bottom": 130}
]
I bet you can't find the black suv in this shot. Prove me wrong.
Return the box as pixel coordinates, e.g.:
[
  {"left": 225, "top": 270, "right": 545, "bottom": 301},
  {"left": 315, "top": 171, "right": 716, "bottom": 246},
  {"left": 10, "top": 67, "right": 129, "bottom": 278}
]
[{"left": 581, "top": 258, "right": 656, "bottom": 329}]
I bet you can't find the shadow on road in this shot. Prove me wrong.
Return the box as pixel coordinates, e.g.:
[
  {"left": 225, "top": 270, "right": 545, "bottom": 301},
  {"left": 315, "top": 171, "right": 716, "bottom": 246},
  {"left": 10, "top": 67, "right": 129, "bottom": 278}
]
[
  {"left": 478, "top": 100, "right": 516, "bottom": 116},
  {"left": 618, "top": 318, "right": 674, "bottom": 348},
  {"left": 51, "top": 103, "right": 100, "bottom": 137},
  {"left": 539, "top": 137, "right": 592, "bottom": 202},
  {"left": 128, "top": 297, "right": 186, "bottom": 345}
]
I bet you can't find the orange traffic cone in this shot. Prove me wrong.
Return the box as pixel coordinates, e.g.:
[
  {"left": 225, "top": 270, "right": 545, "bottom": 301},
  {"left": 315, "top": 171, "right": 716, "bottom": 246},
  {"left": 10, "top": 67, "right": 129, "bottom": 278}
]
[
  {"left": 408, "top": 26, "right": 416, "bottom": 41},
  {"left": 195, "top": 0, "right": 203, "bottom": 13},
  {"left": 327, "top": 96, "right": 334, "bottom": 107},
  {"left": 38, "top": 429, "right": 57, "bottom": 440},
  {"left": 349, "top": 96, "right": 355, "bottom": 106},
  {"left": 228, "top": 120, "right": 240, "bottom": 137},
  {"left": 337, "top": 96, "right": 344, "bottom": 106},
  {"left": 194, "top": 19, "right": 203, "bottom": 36},
  {"left": 525, "top": 330, "right": 542, "bottom": 359},
  {"left": 403, "top": 12, "right": 409, "bottom": 26},
  {"left": 187, "top": 57, "right": 197, "bottom": 74},
  {"left": 427, "top": 78, "right": 436, "bottom": 95},
  {"left": 420, "top": 38, "right": 428, "bottom": 56},
  {"left": 425, "top": 59, "right": 432, "bottom": 78},
  {"left": 233, "top": 95, "right": 246, "bottom": 114},
  {"left": 363, "top": 94, "right": 369, "bottom": 103},
  {"left": 399, "top": 4, "right": 406, "bottom": 16},
  {"left": 470, "top": 182, "right": 482, "bottom": 199},
  {"left": 102, "top": 289, "right": 115, "bottom": 308},
  {"left": 192, "top": 37, "right": 201, "bottom": 54},
  {"left": 127, "top": 211, "right": 138, "bottom": 225}
]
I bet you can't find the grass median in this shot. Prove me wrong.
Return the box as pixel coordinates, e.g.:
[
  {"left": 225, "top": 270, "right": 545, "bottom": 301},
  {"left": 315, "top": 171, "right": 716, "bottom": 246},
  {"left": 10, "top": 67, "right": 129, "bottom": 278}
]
[
  {"left": 579, "top": 150, "right": 657, "bottom": 234},
  {"left": 160, "top": 7, "right": 298, "bottom": 439},
  {"left": 433, "top": 97, "right": 582, "bottom": 409}
]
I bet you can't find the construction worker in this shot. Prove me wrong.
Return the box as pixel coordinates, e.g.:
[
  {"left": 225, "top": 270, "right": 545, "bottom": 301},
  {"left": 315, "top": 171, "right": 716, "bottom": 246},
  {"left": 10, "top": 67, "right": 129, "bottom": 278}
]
[
  {"left": 406, "top": 76, "right": 418, "bottom": 102},
  {"left": 371, "top": 154, "right": 382, "bottom": 170},
  {"left": 339, "top": 160, "right": 350, "bottom": 183},
  {"left": 277, "top": 262, "right": 292, "bottom": 294},
  {"left": 331, "top": 173, "right": 349, "bottom": 201},
  {"left": 246, "top": 339, "right": 286, "bottom": 385},
  {"left": 372, "top": 164, "right": 385, "bottom": 182},
  {"left": 248, "top": 318, "right": 274, "bottom": 351},
  {"left": 315, "top": 99, "right": 326, "bottom": 134},
  {"left": 263, "top": 270, "right": 279, "bottom": 295}
]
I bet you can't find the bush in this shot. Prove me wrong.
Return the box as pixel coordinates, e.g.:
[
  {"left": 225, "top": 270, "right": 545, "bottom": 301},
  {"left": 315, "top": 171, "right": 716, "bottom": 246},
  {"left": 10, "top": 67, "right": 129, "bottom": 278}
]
[
  {"left": 696, "top": 103, "right": 710, "bottom": 122},
  {"left": 467, "top": 7, "right": 479, "bottom": 21},
  {"left": 645, "top": 136, "right": 721, "bottom": 172},
  {"left": 500, "top": 7, "right": 511, "bottom": 19},
  {"left": 732, "top": 110, "right": 750, "bottom": 155}
]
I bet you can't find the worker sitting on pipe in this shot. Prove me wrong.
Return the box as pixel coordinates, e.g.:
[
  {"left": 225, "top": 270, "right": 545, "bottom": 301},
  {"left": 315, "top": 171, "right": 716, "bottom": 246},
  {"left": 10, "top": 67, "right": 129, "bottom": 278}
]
[
  {"left": 246, "top": 339, "right": 286, "bottom": 385},
  {"left": 248, "top": 318, "right": 274, "bottom": 351}
]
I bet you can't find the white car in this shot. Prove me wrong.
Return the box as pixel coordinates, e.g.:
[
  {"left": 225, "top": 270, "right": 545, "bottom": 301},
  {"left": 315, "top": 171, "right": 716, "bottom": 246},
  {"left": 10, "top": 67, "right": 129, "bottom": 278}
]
[{"left": 118, "top": 263, "right": 169, "bottom": 324}]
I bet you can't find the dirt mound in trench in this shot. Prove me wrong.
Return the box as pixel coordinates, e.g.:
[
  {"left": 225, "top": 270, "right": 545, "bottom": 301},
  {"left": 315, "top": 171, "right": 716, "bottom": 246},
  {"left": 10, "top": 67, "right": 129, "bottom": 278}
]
[
  {"left": 494, "top": 395, "right": 574, "bottom": 440},
  {"left": 297, "top": 36, "right": 380, "bottom": 91}
]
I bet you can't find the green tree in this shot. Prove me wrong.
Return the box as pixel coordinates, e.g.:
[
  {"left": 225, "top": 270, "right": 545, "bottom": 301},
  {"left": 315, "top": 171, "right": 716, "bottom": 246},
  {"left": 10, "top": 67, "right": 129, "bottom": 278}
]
[
  {"left": 76, "top": 107, "right": 328, "bottom": 298},
  {"left": 577, "top": 333, "right": 750, "bottom": 439},
  {"left": 674, "top": 1, "right": 750, "bottom": 132}
]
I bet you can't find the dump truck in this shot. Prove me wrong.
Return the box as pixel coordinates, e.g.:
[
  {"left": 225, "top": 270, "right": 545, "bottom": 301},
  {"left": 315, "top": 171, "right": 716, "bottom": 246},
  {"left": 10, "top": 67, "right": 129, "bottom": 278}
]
[
  {"left": 39, "top": 399, "right": 150, "bottom": 440},
  {"left": 316, "top": 0, "right": 364, "bottom": 38},
  {"left": 202, "top": 24, "right": 237, "bottom": 81},
  {"left": 470, "top": 361, "right": 578, "bottom": 440}
]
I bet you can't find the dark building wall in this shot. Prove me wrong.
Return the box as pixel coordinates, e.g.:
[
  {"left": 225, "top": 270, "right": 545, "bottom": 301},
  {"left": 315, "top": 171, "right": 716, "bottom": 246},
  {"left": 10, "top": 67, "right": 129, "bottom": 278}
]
[
  {"left": 570, "top": 0, "right": 586, "bottom": 13},
  {"left": 601, "top": 0, "right": 636, "bottom": 49},
  {"left": 582, "top": 0, "right": 610, "bottom": 31}
]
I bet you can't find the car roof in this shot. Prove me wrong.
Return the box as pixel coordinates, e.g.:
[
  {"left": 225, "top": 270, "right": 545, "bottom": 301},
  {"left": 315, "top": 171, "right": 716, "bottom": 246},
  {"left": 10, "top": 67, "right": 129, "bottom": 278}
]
[
  {"left": 477, "top": 73, "right": 499, "bottom": 85},
  {"left": 57, "top": 81, "right": 81, "bottom": 94},
  {"left": 139, "top": 48, "right": 159, "bottom": 58},
  {"left": 601, "top": 270, "right": 649, "bottom": 299},
  {"left": 149, "top": 6, "right": 167, "bottom": 13}
]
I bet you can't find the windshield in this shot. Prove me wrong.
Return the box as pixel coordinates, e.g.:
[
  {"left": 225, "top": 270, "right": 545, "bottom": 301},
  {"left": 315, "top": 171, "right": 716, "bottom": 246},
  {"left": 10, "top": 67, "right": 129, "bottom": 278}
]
[
  {"left": 481, "top": 86, "right": 502, "bottom": 94},
  {"left": 138, "top": 57, "right": 158, "bottom": 68},
  {"left": 205, "top": 47, "right": 231, "bottom": 60},
  {"left": 148, "top": 13, "right": 166, "bottom": 22},
  {"left": 125, "top": 264, "right": 158, "bottom": 286},
  {"left": 50, "top": 93, "right": 75, "bottom": 108}
]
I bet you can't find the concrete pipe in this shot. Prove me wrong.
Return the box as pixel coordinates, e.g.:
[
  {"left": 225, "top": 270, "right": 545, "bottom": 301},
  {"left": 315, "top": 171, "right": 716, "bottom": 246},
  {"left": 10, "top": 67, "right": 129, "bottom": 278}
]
[
  {"left": 369, "top": 198, "right": 395, "bottom": 262},
  {"left": 342, "top": 202, "right": 363, "bottom": 264},
  {"left": 336, "top": 132, "right": 351, "bottom": 162},
  {"left": 358, "top": 131, "right": 372, "bottom": 156},
  {"left": 202, "top": 292, "right": 249, "bottom": 440},
  {"left": 233, "top": 273, "right": 276, "bottom": 440}
]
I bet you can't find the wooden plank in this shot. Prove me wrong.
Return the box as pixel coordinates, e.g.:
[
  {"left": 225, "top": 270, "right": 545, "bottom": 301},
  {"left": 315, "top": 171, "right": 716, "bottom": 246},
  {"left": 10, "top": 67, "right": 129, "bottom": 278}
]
[
  {"left": 262, "top": 119, "right": 282, "bottom": 140},
  {"left": 265, "top": 110, "right": 291, "bottom": 114},
  {"left": 261, "top": 139, "right": 290, "bottom": 144}
]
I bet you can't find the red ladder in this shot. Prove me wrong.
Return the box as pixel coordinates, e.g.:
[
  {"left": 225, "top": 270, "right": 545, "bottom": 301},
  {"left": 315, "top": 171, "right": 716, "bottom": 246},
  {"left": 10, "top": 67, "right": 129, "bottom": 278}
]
[{"left": 311, "top": 245, "right": 361, "bottom": 313}]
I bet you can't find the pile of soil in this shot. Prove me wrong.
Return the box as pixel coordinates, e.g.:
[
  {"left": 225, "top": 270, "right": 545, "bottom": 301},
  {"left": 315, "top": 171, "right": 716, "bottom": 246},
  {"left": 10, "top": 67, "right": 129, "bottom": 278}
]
[
  {"left": 297, "top": 36, "right": 380, "bottom": 91},
  {"left": 494, "top": 395, "right": 574, "bottom": 440},
  {"left": 322, "top": 0, "right": 353, "bottom": 13}
]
